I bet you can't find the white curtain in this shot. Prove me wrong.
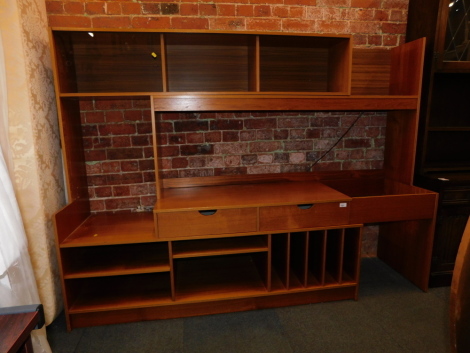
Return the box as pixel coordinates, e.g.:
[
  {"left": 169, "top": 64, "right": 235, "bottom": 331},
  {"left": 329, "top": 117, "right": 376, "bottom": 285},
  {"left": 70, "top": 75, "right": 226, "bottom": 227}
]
[{"left": 0, "top": 32, "right": 52, "bottom": 353}]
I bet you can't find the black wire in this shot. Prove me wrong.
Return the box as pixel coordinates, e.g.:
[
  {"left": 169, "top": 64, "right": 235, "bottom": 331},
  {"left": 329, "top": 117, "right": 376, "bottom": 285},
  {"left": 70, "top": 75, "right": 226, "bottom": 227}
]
[{"left": 308, "top": 111, "right": 365, "bottom": 171}]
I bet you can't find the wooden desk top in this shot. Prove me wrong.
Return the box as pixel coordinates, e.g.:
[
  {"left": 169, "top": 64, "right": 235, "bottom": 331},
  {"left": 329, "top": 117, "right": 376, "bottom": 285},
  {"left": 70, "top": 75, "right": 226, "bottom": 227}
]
[{"left": 0, "top": 311, "right": 39, "bottom": 353}]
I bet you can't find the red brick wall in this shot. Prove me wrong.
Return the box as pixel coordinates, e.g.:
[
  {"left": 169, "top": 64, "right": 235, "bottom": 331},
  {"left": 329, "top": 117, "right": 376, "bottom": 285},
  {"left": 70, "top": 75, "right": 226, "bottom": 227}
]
[{"left": 46, "top": 0, "right": 409, "bottom": 48}]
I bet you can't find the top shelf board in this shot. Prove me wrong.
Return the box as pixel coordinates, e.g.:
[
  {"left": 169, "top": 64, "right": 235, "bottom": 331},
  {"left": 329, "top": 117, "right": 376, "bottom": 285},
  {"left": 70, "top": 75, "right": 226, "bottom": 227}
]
[{"left": 155, "top": 181, "right": 351, "bottom": 212}]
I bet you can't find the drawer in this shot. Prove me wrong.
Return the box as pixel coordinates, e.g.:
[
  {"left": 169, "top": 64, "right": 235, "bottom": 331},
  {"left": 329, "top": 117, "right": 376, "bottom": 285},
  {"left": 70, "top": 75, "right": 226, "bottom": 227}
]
[
  {"left": 156, "top": 208, "right": 257, "bottom": 238},
  {"left": 259, "top": 202, "right": 350, "bottom": 231}
]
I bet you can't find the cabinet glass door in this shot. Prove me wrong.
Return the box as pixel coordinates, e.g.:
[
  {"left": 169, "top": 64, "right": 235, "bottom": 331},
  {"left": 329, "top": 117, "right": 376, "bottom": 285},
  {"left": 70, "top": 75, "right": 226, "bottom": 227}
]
[{"left": 439, "top": 0, "right": 470, "bottom": 69}]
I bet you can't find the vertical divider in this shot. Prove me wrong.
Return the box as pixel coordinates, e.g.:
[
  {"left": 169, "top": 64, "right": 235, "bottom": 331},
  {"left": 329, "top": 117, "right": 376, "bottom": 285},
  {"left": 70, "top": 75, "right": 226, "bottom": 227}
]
[
  {"left": 338, "top": 229, "right": 345, "bottom": 284},
  {"left": 320, "top": 230, "right": 327, "bottom": 286},
  {"left": 286, "top": 233, "right": 291, "bottom": 289},
  {"left": 168, "top": 241, "right": 176, "bottom": 301},
  {"left": 151, "top": 100, "right": 162, "bottom": 200},
  {"left": 160, "top": 34, "right": 168, "bottom": 92},
  {"left": 254, "top": 35, "right": 260, "bottom": 92},
  {"left": 267, "top": 234, "right": 272, "bottom": 291},
  {"left": 303, "top": 232, "right": 310, "bottom": 287}
]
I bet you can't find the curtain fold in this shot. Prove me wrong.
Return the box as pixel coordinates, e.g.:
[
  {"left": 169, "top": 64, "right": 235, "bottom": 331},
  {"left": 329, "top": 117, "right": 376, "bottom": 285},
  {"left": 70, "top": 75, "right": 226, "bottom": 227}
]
[
  {"left": 0, "top": 143, "right": 52, "bottom": 353},
  {"left": 1, "top": 0, "right": 65, "bottom": 335}
]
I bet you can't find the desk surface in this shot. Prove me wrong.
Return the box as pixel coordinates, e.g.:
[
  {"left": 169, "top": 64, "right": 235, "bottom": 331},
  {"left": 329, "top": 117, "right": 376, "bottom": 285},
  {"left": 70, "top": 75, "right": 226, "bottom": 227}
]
[{"left": 0, "top": 311, "right": 39, "bottom": 353}]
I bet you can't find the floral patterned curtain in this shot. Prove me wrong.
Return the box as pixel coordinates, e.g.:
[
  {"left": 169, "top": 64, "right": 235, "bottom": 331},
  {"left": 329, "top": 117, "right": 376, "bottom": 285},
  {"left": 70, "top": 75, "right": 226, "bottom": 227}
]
[{"left": 0, "top": 0, "right": 65, "bottom": 330}]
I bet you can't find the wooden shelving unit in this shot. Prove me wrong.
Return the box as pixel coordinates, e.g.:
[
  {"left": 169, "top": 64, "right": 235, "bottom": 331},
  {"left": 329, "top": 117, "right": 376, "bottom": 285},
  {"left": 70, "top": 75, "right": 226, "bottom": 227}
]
[{"left": 49, "top": 29, "right": 438, "bottom": 330}]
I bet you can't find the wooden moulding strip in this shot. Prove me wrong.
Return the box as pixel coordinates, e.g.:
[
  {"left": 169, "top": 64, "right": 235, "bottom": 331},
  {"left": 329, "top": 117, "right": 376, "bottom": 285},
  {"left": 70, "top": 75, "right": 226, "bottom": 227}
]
[
  {"left": 152, "top": 95, "right": 418, "bottom": 112},
  {"left": 67, "top": 286, "right": 358, "bottom": 329}
]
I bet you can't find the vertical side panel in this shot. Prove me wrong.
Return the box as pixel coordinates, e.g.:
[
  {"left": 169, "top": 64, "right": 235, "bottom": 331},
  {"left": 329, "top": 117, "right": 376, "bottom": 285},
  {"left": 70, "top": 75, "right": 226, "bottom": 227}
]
[{"left": 168, "top": 241, "right": 176, "bottom": 301}]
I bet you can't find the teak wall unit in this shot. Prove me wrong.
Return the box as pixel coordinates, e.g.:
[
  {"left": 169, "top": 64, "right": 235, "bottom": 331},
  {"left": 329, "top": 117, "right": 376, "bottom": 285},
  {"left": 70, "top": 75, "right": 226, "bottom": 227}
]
[{"left": 50, "top": 29, "right": 438, "bottom": 331}]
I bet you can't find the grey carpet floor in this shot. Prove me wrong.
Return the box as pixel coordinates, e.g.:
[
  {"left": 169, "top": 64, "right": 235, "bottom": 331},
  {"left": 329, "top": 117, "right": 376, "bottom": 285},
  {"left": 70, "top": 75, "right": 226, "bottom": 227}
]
[{"left": 46, "top": 257, "right": 451, "bottom": 353}]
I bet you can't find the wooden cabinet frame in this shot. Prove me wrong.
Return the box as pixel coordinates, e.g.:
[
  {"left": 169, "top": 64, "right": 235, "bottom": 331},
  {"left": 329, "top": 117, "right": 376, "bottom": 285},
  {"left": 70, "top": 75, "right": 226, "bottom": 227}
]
[{"left": 49, "top": 29, "right": 437, "bottom": 330}]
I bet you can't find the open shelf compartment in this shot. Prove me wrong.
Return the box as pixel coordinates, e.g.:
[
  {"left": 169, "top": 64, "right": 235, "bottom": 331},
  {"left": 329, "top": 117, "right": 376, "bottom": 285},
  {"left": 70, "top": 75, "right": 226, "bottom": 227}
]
[
  {"left": 61, "top": 242, "right": 170, "bottom": 279},
  {"left": 259, "top": 34, "right": 351, "bottom": 94},
  {"left": 164, "top": 33, "right": 257, "bottom": 92},
  {"left": 50, "top": 31, "right": 163, "bottom": 93}
]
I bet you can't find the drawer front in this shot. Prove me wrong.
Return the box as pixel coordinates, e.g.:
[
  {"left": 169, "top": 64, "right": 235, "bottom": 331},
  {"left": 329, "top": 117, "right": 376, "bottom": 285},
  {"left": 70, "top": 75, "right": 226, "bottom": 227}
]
[
  {"left": 259, "top": 202, "right": 350, "bottom": 231},
  {"left": 157, "top": 208, "right": 257, "bottom": 238}
]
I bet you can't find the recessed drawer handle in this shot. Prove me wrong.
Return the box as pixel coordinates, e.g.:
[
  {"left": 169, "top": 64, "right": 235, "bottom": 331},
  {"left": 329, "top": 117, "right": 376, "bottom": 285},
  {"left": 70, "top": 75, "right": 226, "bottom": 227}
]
[
  {"left": 199, "top": 210, "right": 218, "bottom": 216},
  {"left": 297, "top": 204, "right": 314, "bottom": 210}
]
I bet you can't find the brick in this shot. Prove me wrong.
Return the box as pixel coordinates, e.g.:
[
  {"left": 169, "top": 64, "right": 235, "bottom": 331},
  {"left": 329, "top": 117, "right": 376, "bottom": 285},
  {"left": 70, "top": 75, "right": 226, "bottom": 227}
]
[
  {"left": 237, "top": 5, "right": 254, "bottom": 17},
  {"left": 210, "top": 18, "right": 246, "bottom": 30},
  {"left": 289, "top": 6, "right": 306, "bottom": 19},
  {"left": 284, "top": 140, "right": 314, "bottom": 151},
  {"left": 107, "top": 148, "right": 143, "bottom": 160},
  {"left": 175, "top": 120, "right": 209, "bottom": 132},
  {"left": 131, "top": 17, "right": 172, "bottom": 29},
  {"left": 207, "top": 156, "right": 225, "bottom": 168},
  {"left": 282, "top": 19, "right": 315, "bottom": 32},
  {"left": 113, "top": 185, "right": 131, "bottom": 197},
  {"left": 124, "top": 110, "right": 143, "bottom": 121},
  {"left": 210, "top": 119, "right": 243, "bottom": 131},
  {"left": 85, "top": 2, "right": 105, "bottom": 15},
  {"left": 132, "top": 135, "right": 150, "bottom": 146},
  {"left": 168, "top": 134, "right": 186, "bottom": 145},
  {"left": 94, "top": 186, "right": 112, "bottom": 198},
  {"left": 111, "top": 136, "right": 131, "bottom": 148},
  {"left": 274, "top": 129, "right": 289, "bottom": 140},
  {"left": 214, "top": 142, "right": 249, "bottom": 154},
  {"left": 254, "top": 5, "right": 270, "bottom": 17},
  {"left": 46, "top": 1, "right": 64, "bottom": 14},
  {"left": 289, "top": 129, "right": 306, "bottom": 140},
  {"left": 246, "top": 19, "right": 281, "bottom": 32},
  {"left": 93, "top": 137, "right": 112, "bottom": 149},
  {"left": 281, "top": 164, "right": 310, "bottom": 173},
  {"left": 48, "top": 15, "right": 91, "bottom": 28},
  {"left": 368, "top": 35, "right": 383, "bottom": 46},
  {"left": 223, "top": 131, "right": 240, "bottom": 142},
  {"left": 86, "top": 162, "right": 102, "bottom": 174},
  {"left": 278, "top": 117, "right": 309, "bottom": 128},
  {"left": 106, "top": 2, "right": 122, "bottom": 15},
  {"left": 200, "top": 3, "right": 217, "bottom": 16},
  {"left": 82, "top": 125, "right": 99, "bottom": 137},
  {"left": 244, "top": 118, "right": 277, "bottom": 129},
  {"left": 241, "top": 154, "right": 258, "bottom": 165},
  {"left": 272, "top": 6, "right": 289, "bottom": 18},
  {"left": 214, "top": 167, "right": 248, "bottom": 176},
  {"left": 137, "top": 122, "right": 152, "bottom": 134},
  {"left": 181, "top": 144, "right": 214, "bottom": 156},
  {"left": 390, "top": 10, "right": 407, "bottom": 22},
  {"left": 121, "top": 161, "right": 139, "bottom": 172},
  {"left": 139, "top": 160, "right": 155, "bottom": 171},
  {"left": 130, "top": 184, "right": 150, "bottom": 196},
  {"left": 284, "top": 0, "right": 315, "bottom": 5},
  {"left": 172, "top": 157, "right": 189, "bottom": 169},
  {"left": 121, "top": 2, "right": 141, "bottom": 15},
  {"left": 171, "top": 17, "right": 209, "bottom": 30},
  {"left": 179, "top": 169, "right": 214, "bottom": 178},
  {"left": 105, "top": 197, "right": 140, "bottom": 211},
  {"left": 382, "top": 22, "right": 407, "bottom": 35},
  {"left": 382, "top": 0, "right": 408, "bottom": 10},
  {"left": 350, "top": 21, "right": 380, "bottom": 34},
  {"left": 344, "top": 138, "right": 372, "bottom": 148},
  {"left": 106, "top": 111, "right": 124, "bottom": 123},
  {"left": 85, "top": 150, "right": 106, "bottom": 161},
  {"left": 98, "top": 123, "right": 136, "bottom": 136},
  {"left": 258, "top": 154, "right": 274, "bottom": 164},
  {"left": 316, "top": 0, "right": 349, "bottom": 6},
  {"left": 90, "top": 200, "right": 106, "bottom": 212},
  {"left": 247, "top": 165, "right": 281, "bottom": 174},
  {"left": 256, "top": 130, "right": 274, "bottom": 141},
  {"left": 85, "top": 111, "right": 105, "bottom": 123},
  {"left": 95, "top": 99, "right": 133, "bottom": 110},
  {"left": 351, "top": 0, "right": 381, "bottom": 7},
  {"left": 92, "top": 16, "right": 132, "bottom": 28},
  {"left": 217, "top": 4, "right": 236, "bottom": 16},
  {"left": 64, "top": 2, "right": 84, "bottom": 15},
  {"left": 180, "top": 3, "right": 198, "bottom": 16},
  {"left": 374, "top": 9, "right": 390, "bottom": 21},
  {"left": 250, "top": 141, "right": 282, "bottom": 153},
  {"left": 224, "top": 155, "right": 241, "bottom": 166},
  {"left": 205, "top": 131, "right": 222, "bottom": 143},
  {"left": 161, "top": 3, "right": 179, "bottom": 15},
  {"left": 189, "top": 157, "right": 206, "bottom": 168}
]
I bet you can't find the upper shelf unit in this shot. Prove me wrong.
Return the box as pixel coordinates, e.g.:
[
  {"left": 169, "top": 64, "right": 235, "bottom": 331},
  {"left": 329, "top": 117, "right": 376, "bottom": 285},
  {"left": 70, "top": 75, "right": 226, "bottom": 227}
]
[{"left": 50, "top": 29, "right": 351, "bottom": 95}]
